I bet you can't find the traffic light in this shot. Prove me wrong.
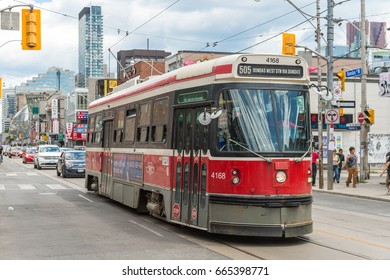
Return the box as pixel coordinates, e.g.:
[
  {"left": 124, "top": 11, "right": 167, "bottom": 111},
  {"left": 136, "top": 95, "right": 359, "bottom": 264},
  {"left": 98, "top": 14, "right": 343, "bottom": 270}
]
[
  {"left": 364, "top": 108, "right": 375, "bottom": 125},
  {"left": 21, "top": 9, "right": 41, "bottom": 50},
  {"left": 336, "top": 69, "right": 346, "bottom": 92},
  {"left": 282, "top": 33, "right": 296, "bottom": 55}
]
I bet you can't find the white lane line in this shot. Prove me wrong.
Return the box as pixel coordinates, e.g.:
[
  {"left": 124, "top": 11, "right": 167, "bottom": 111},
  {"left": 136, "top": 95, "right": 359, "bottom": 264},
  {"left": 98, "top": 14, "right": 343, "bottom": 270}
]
[
  {"left": 18, "top": 184, "right": 36, "bottom": 190},
  {"left": 46, "top": 184, "right": 68, "bottom": 190},
  {"left": 6, "top": 173, "right": 17, "bottom": 176},
  {"left": 26, "top": 172, "right": 39, "bottom": 176},
  {"left": 129, "top": 219, "right": 164, "bottom": 237},
  {"left": 78, "top": 194, "right": 94, "bottom": 202},
  {"left": 0, "top": 184, "right": 4, "bottom": 190}
]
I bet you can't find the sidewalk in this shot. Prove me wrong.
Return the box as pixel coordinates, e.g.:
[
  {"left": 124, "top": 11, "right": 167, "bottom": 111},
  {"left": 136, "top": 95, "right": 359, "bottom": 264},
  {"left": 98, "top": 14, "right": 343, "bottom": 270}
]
[{"left": 312, "top": 171, "right": 390, "bottom": 202}]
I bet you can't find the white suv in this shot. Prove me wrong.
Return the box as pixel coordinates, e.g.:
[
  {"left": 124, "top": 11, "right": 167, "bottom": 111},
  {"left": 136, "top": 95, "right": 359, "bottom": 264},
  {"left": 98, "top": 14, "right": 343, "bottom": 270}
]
[{"left": 33, "top": 145, "right": 61, "bottom": 169}]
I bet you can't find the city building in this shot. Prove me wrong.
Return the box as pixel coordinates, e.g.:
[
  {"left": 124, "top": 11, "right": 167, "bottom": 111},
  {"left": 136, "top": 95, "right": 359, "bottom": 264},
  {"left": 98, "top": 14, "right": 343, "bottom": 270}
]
[
  {"left": 15, "top": 67, "right": 76, "bottom": 96},
  {"left": 116, "top": 49, "right": 171, "bottom": 84},
  {"left": 78, "top": 6, "right": 104, "bottom": 87},
  {"left": 346, "top": 20, "right": 387, "bottom": 58},
  {"left": 165, "top": 50, "right": 234, "bottom": 72},
  {"left": 1, "top": 87, "right": 16, "bottom": 135}
]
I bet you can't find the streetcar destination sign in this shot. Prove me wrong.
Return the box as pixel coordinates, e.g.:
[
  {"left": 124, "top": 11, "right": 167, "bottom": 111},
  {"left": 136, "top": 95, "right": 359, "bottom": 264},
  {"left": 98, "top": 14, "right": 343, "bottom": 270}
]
[{"left": 237, "top": 64, "right": 303, "bottom": 78}]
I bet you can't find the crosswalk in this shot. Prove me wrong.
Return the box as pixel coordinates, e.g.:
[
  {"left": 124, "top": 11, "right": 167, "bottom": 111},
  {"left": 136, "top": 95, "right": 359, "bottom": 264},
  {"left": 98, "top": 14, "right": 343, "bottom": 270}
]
[{"left": 0, "top": 183, "right": 70, "bottom": 191}]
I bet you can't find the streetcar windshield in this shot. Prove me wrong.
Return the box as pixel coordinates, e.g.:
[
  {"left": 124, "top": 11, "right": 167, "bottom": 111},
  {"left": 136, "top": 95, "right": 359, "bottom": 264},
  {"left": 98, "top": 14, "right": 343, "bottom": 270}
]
[{"left": 216, "top": 88, "right": 309, "bottom": 152}]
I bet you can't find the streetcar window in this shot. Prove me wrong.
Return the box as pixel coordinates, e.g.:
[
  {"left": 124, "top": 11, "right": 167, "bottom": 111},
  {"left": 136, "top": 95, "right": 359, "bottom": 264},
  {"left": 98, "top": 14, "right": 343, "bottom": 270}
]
[
  {"left": 185, "top": 110, "right": 191, "bottom": 155},
  {"left": 175, "top": 111, "right": 185, "bottom": 154},
  {"left": 175, "top": 162, "right": 181, "bottom": 202},
  {"left": 94, "top": 114, "right": 103, "bottom": 143},
  {"left": 193, "top": 163, "right": 199, "bottom": 207},
  {"left": 137, "top": 103, "right": 151, "bottom": 143},
  {"left": 200, "top": 163, "right": 207, "bottom": 208},
  {"left": 216, "top": 88, "right": 309, "bottom": 153},
  {"left": 88, "top": 116, "right": 95, "bottom": 143},
  {"left": 183, "top": 162, "right": 189, "bottom": 205},
  {"left": 114, "top": 109, "right": 125, "bottom": 143},
  {"left": 151, "top": 98, "right": 168, "bottom": 143},
  {"left": 124, "top": 109, "right": 136, "bottom": 142}
]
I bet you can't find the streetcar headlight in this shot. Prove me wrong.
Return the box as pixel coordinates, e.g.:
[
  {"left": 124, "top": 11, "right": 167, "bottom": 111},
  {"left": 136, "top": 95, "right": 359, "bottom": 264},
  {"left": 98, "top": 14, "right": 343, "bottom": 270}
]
[
  {"left": 232, "top": 177, "right": 240, "bottom": 185},
  {"left": 275, "top": 171, "right": 287, "bottom": 183}
]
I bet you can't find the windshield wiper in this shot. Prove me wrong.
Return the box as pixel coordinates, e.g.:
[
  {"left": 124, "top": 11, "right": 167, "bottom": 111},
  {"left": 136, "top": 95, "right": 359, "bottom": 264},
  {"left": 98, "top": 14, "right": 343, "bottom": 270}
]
[{"left": 228, "top": 138, "right": 272, "bottom": 163}]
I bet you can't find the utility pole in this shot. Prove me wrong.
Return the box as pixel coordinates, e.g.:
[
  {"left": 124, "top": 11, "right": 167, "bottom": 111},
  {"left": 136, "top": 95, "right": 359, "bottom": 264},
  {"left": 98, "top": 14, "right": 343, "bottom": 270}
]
[
  {"left": 360, "top": 0, "right": 369, "bottom": 180},
  {"left": 316, "top": 0, "right": 324, "bottom": 189},
  {"left": 326, "top": 0, "right": 334, "bottom": 190}
]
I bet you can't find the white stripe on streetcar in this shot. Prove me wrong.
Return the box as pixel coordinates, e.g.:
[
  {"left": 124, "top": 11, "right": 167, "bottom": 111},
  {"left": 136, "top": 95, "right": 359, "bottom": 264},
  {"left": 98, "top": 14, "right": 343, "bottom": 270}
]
[
  {"left": 46, "top": 184, "right": 67, "bottom": 190},
  {"left": 18, "top": 184, "right": 36, "bottom": 190}
]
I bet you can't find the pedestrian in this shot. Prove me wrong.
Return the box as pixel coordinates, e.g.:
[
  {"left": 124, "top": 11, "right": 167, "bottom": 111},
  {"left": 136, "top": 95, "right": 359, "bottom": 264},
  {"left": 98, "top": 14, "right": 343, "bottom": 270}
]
[
  {"left": 311, "top": 148, "right": 319, "bottom": 186},
  {"left": 337, "top": 148, "right": 345, "bottom": 182},
  {"left": 345, "top": 146, "right": 358, "bottom": 188},
  {"left": 381, "top": 152, "right": 390, "bottom": 195},
  {"left": 332, "top": 150, "right": 340, "bottom": 183},
  {"left": 0, "top": 145, "right": 3, "bottom": 164}
]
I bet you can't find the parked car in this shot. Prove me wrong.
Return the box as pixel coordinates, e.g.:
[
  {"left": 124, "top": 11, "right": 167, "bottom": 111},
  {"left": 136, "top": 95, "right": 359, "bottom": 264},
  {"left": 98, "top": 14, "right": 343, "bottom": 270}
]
[
  {"left": 18, "top": 147, "right": 26, "bottom": 158},
  {"left": 22, "top": 147, "right": 37, "bottom": 164},
  {"left": 60, "top": 147, "right": 72, "bottom": 153},
  {"left": 33, "top": 145, "right": 61, "bottom": 169},
  {"left": 56, "top": 150, "right": 86, "bottom": 178},
  {"left": 73, "top": 146, "right": 86, "bottom": 151},
  {"left": 8, "top": 146, "right": 22, "bottom": 158},
  {"left": 2, "top": 145, "right": 10, "bottom": 156}
]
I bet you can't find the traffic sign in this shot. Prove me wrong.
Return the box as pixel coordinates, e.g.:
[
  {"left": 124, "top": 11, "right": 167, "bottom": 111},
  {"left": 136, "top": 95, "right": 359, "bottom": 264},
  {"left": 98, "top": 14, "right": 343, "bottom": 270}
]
[
  {"left": 346, "top": 68, "right": 362, "bottom": 78},
  {"left": 325, "top": 109, "right": 340, "bottom": 124},
  {"left": 333, "top": 100, "right": 356, "bottom": 108},
  {"left": 358, "top": 112, "right": 365, "bottom": 124},
  {"left": 346, "top": 123, "right": 361, "bottom": 130}
]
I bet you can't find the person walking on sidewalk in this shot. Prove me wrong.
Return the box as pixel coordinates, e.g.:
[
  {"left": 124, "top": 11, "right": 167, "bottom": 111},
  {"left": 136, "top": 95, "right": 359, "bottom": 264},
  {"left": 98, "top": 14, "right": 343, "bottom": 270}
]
[
  {"left": 311, "top": 149, "right": 319, "bottom": 186},
  {"left": 346, "top": 146, "right": 358, "bottom": 188},
  {"left": 337, "top": 148, "right": 345, "bottom": 182},
  {"left": 332, "top": 150, "right": 341, "bottom": 183},
  {"left": 380, "top": 154, "right": 390, "bottom": 195}
]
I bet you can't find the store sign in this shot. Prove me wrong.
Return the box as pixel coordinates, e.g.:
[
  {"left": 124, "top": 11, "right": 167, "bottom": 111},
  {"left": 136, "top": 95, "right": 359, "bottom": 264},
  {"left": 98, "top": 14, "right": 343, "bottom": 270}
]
[
  {"left": 76, "top": 110, "right": 88, "bottom": 120},
  {"left": 72, "top": 123, "right": 88, "bottom": 141},
  {"left": 51, "top": 99, "right": 58, "bottom": 119}
]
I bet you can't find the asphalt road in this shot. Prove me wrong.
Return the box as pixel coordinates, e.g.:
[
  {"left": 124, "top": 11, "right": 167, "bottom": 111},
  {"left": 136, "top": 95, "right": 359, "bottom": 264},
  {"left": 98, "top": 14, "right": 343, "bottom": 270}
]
[{"left": 1, "top": 156, "right": 389, "bottom": 260}]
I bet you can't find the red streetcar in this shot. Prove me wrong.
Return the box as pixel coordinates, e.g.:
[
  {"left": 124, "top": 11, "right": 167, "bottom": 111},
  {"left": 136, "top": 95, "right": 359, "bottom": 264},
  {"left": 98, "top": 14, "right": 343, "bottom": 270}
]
[{"left": 85, "top": 54, "right": 313, "bottom": 237}]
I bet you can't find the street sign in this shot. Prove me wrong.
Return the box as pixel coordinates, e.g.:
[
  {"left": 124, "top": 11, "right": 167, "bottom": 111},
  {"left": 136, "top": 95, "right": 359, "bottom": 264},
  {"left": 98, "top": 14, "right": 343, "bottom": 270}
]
[
  {"left": 346, "top": 123, "right": 361, "bottom": 130},
  {"left": 345, "top": 68, "right": 362, "bottom": 78},
  {"left": 325, "top": 109, "right": 340, "bottom": 124},
  {"left": 333, "top": 100, "right": 356, "bottom": 108},
  {"left": 358, "top": 112, "right": 365, "bottom": 124}
]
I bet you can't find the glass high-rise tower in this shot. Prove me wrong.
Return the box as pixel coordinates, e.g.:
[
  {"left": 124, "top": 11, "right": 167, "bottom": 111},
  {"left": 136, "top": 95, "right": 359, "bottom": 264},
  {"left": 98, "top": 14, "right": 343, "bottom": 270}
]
[{"left": 78, "top": 6, "right": 104, "bottom": 87}]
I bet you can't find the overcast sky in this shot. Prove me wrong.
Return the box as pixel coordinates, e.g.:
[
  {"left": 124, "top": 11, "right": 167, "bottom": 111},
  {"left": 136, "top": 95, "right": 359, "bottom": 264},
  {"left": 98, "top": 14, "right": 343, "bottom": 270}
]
[{"left": 1, "top": 0, "right": 389, "bottom": 87}]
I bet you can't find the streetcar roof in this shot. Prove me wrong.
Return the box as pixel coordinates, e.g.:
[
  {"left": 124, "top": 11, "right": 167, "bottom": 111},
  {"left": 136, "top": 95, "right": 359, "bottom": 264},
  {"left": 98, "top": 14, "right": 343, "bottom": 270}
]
[{"left": 88, "top": 53, "right": 309, "bottom": 112}]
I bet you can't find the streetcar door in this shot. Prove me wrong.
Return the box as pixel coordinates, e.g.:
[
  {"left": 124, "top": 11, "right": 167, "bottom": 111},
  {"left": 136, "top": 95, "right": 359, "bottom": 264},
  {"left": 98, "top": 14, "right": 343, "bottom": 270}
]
[
  {"left": 172, "top": 107, "right": 209, "bottom": 229},
  {"left": 101, "top": 120, "right": 113, "bottom": 197}
]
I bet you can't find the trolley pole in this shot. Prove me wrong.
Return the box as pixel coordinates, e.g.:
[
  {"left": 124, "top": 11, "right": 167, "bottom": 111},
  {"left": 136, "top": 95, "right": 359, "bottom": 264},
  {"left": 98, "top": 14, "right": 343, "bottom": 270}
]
[
  {"left": 326, "top": 0, "right": 334, "bottom": 190},
  {"left": 360, "top": 0, "right": 369, "bottom": 181}
]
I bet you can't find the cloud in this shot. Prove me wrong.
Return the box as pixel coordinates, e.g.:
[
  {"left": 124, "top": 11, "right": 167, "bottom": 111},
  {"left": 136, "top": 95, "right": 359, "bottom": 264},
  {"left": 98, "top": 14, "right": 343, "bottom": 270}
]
[{"left": 1, "top": 0, "right": 390, "bottom": 86}]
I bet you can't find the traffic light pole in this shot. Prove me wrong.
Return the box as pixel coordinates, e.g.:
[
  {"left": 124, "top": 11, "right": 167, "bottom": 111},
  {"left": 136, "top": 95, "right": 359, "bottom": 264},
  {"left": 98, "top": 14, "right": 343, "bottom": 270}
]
[
  {"left": 360, "top": 0, "right": 369, "bottom": 181},
  {"left": 326, "top": 0, "right": 334, "bottom": 190}
]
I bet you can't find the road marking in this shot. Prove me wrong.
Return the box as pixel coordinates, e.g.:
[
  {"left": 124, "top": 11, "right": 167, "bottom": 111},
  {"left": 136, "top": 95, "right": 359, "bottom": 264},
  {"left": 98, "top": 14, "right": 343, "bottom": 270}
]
[
  {"left": 0, "top": 184, "right": 4, "bottom": 190},
  {"left": 78, "top": 194, "right": 94, "bottom": 202},
  {"left": 18, "top": 184, "right": 36, "bottom": 190},
  {"left": 129, "top": 219, "right": 164, "bottom": 237},
  {"left": 315, "top": 228, "right": 390, "bottom": 251},
  {"left": 26, "top": 172, "right": 39, "bottom": 176},
  {"left": 46, "top": 184, "right": 67, "bottom": 190},
  {"left": 6, "top": 173, "right": 17, "bottom": 176}
]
